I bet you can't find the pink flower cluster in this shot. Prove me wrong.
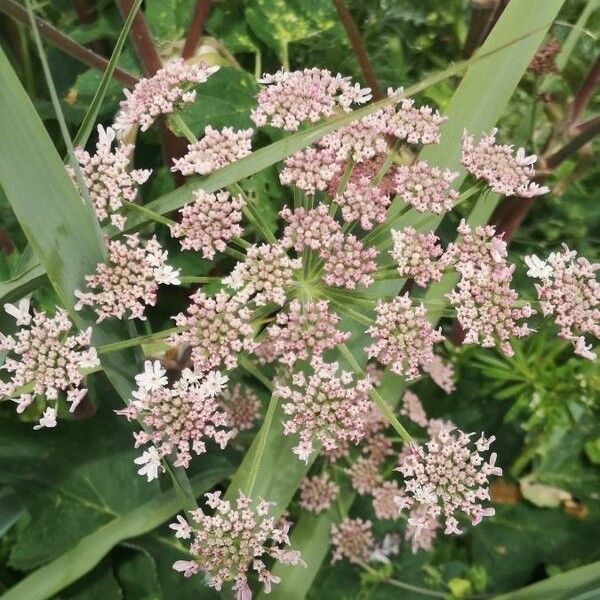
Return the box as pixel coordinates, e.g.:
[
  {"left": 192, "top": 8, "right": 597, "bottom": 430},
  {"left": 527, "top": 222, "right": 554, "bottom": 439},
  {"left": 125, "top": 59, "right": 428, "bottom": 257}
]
[
  {"left": 390, "top": 227, "right": 445, "bottom": 287},
  {"left": 224, "top": 243, "right": 301, "bottom": 306},
  {"left": 115, "top": 58, "right": 219, "bottom": 132},
  {"left": 372, "top": 480, "right": 403, "bottom": 520},
  {"left": 331, "top": 518, "right": 374, "bottom": 564},
  {"left": 222, "top": 383, "right": 261, "bottom": 432},
  {"left": 171, "top": 491, "right": 304, "bottom": 597},
  {"left": 299, "top": 473, "right": 340, "bottom": 514},
  {"left": 0, "top": 300, "right": 99, "bottom": 427},
  {"left": 393, "top": 161, "right": 459, "bottom": 214},
  {"left": 321, "top": 234, "right": 378, "bottom": 290},
  {"left": 280, "top": 205, "right": 340, "bottom": 252},
  {"left": 401, "top": 390, "right": 428, "bottom": 427},
  {"left": 170, "top": 291, "right": 256, "bottom": 372},
  {"left": 526, "top": 246, "right": 600, "bottom": 359},
  {"left": 172, "top": 126, "right": 253, "bottom": 176},
  {"left": 279, "top": 148, "right": 342, "bottom": 196},
  {"left": 74, "top": 234, "right": 180, "bottom": 322},
  {"left": 385, "top": 91, "right": 447, "bottom": 144},
  {"left": 118, "top": 361, "right": 233, "bottom": 473},
  {"left": 461, "top": 128, "right": 549, "bottom": 197},
  {"left": 170, "top": 189, "right": 245, "bottom": 259},
  {"left": 405, "top": 505, "right": 440, "bottom": 553},
  {"left": 267, "top": 300, "right": 349, "bottom": 368},
  {"left": 334, "top": 179, "right": 391, "bottom": 230},
  {"left": 68, "top": 125, "right": 151, "bottom": 230},
  {"left": 274, "top": 359, "right": 371, "bottom": 462},
  {"left": 424, "top": 355, "right": 456, "bottom": 394},
  {"left": 252, "top": 68, "right": 371, "bottom": 131},
  {"left": 366, "top": 295, "right": 444, "bottom": 379},
  {"left": 396, "top": 424, "right": 502, "bottom": 537},
  {"left": 346, "top": 456, "right": 382, "bottom": 494},
  {"left": 445, "top": 220, "right": 534, "bottom": 356}
]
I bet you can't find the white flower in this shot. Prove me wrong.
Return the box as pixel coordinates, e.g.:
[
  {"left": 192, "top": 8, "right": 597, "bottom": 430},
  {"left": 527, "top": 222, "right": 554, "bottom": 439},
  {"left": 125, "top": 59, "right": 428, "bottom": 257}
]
[
  {"left": 135, "top": 360, "right": 168, "bottom": 392},
  {"left": 12, "top": 394, "right": 33, "bottom": 414},
  {"left": 67, "top": 388, "right": 87, "bottom": 413},
  {"left": 172, "top": 560, "right": 199, "bottom": 577},
  {"left": 570, "top": 335, "right": 597, "bottom": 361},
  {"left": 33, "top": 407, "right": 57, "bottom": 430},
  {"left": 154, "top": 264, "right": 181, "bottom": 286},
  {"left": 200, "top": 371, "right": 229, "bottom": 397},
  {"left": 515, "top": 147, "right": 537, "bottom": 166},
  {"left": 134, "top": 446, "right": 163, "bottom": 481},
  {"left": 169, "top": 515, "right": 192, "bottom": 539},
  {"left": 525, "top": 254, "right": 553, "bottom": 279},
  {"left": 4, "top": 298, "right": 31, "bottom": 326}
]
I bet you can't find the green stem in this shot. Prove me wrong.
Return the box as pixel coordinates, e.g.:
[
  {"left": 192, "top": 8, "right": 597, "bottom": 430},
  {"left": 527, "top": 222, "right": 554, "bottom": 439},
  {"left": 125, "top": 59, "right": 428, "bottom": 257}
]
[
  {"left": 225, "top": 246, "right": 246, "bottom": 261},
  {"left": 238, "top": 354, "right": 273, "bottom": 392},
  {"left": 338, "top": 344, "right": 412, "bottom": 444},
  {"left": 167, "top": 113, "right": 198, "bottom": 144},
  {"left": 330, "top": 299, "right": 374, "bottom": 326},
  {"left": 372, "top": 139, "right": 402, "bottom": 185},
  {"left": 123, "top": 201, "right": 176, "bottom": 227},
  {"left": 357, "top": 561, "right": 446, "bottom": 598},
  {"left": 96, "top": 326, "right": 183, "bottom": 355}
]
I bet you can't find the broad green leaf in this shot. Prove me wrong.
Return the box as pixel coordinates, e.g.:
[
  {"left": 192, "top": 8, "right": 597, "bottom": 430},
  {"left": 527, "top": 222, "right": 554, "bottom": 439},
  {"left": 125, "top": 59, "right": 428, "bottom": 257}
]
[
  {"left": 493, "top": 559, "right": 600, "bottom": 600},
  {"left": 113, "top": 548, "right": 162, "bottom": 600},
  {"left": 178, "top": 67, "right": 260, "bottom": 132},
  {"left": 206, "top": 6, "right": 260, "bottom": 53},
  {"left": 145, "top": 0, "right": 196, "bottom": 45},
  {"left": 262, "top": 1, "right": 566, "bottom": 597},
  {"left": 0, "top": 487, "right": 23, "bottom": 539}
]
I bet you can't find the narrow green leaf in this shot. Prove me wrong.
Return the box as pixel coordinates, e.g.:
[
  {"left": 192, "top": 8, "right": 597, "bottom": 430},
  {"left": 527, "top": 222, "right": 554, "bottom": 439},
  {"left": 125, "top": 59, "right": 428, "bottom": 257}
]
[
  {"left": 493, "top": 560, "right": 600, "bottom": 600},
  {"left": 1, "top": 464, "right": 232, "bottom": 600}
]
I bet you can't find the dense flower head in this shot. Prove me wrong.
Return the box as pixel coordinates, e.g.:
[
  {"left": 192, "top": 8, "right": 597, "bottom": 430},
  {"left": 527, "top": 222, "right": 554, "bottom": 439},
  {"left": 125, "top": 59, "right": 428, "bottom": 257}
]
[
  {"left": 346, "top": 456, "right": 382, "bottom": 494},
  {"left": 363, "top": 432, "right": 394, "bottom": 466},
  {"left": 223, "top": 243, "right": 301, "bottom": 306},
  {"left": 170, "top": 291, "right": 256, "bottom": 372},
  {"left": 170, "top": 189, "right": 245, "bottom": 259},
  {"left": 115, "top": 58, "right": 219, "bottom": 132},
  {"left": 331, "top": 518, "right": 374, "bottom": 564},
  {"left": 274, "top": 359, "right": 371, "bottom": 462},
  {"left": 372, "top": 481, "right": 403, "bottom": 520},
  {"left": 0, "top": 300, "right": 99, "bottom": 426},
  {"left": 393, "top": 161, "right": 459, "bottom": 214},
  {"left": 279, "top": 148, "right": 342, "bottom": 196},
  {"left": 327, "top": 156, "right": 397, "bottom": 198},
  {"left": 424, "top": 356, "right": 456, "bottom": 394},
  {"left": 171, "top": 126, "right": 253, "bottom": 176},
  {"left": 222, "top": 383, "right": 261, "bottom": 432},
  {"left": 366, "top": 294, "right": 444, "bottom": 379},
  {"left": 447, "top": 268, "right": 535, "bottom": 356},
  {"left": 334, "top": 178, "right": 391, "bottom": 230},
  {"left": 390, "top": 227, "right": 445, "bottom": 287},
  {"left": 317, "top": 112, "right": 389, "bottom": 163},
  {"left": 385, "top": 90, "right": 447, "bottom": 144},
  {"left": 280, "top": 205, "right": 341, "bottom": 252},
  {"left": 251, "top": 68, "right": 371, "bottom": 131},
  {"left": 267, "top": 300, "right": 349, "bottom": 367},
  {"left": 68, "top": 125, "right": 151, "bottom": 230},
  {"left": 299, "top": 473, "right": 340, "bottom": 514},
  {"left": 405, "top": 505, "right": 440, "bottom": 553},
  {"left": 461, "top": 128, "right": 549, "bottom": 197},
  {"left": 396, "top": 424, "right": 502, "bottom": 536},
  {"left": 74, "top": 234, "right": 180, "bottom": 321},
  {"left": 118, "top": 361, "right": 233, "bottom": 472},
  {"left": 171, "top": 491, "right": 305, "bottom": 597},
  {"left": 528, "top": 38, "right": 561, "bottom": 75},
  {"left": 401, "top": 390, "right": 428, "bottom": 427},
  {"left": 321, "top": 234, "right": 378, "bottom": 290},
  {"left": 526, "top": 246, "right": 600, "bottom": 360}
]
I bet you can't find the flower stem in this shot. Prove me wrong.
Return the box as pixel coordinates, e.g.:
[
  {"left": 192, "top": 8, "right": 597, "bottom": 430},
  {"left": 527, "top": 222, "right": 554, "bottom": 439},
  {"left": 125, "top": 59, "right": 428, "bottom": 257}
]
[
  {"left": 338, "top": 344, "right": 412, "bottom": 444},
  {"left": 123, "top": 201, "right": 176, "bottom": 227},
  {"left": 96, "top": 326, "right": 183, "bottom": 355},
  {"left": 167, "top": 113, "right": 198, "bottom": 144},
  {"left": 238, "top": 354, "right": 273, "bottom": 392},
  {"left": 179, "top": 275, "right": 220, "bottom": 284},
  {"left": 372, "top": 139, "right": 402, "bottom": 185},
  {"left": 357, "top": 561, "right": 446, "bottom": 598}
]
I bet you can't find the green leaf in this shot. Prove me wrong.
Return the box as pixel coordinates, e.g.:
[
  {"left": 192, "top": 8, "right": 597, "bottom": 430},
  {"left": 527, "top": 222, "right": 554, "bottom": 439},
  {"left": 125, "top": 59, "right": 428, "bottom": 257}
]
[
  {"left": 0, "top": 487, "right": 23, "bottom": 539},
  {"left": 585, "top": 438, "right": 600, "bottom": 465},
  {"left": 493, "top": 559, "right": 600, "bottom": 600},
  {"left": 178, "top": 67, "right": 260, "bottom": 132},
  {"left": 144, "top": 0, "right": 196, "bottom": 45}
]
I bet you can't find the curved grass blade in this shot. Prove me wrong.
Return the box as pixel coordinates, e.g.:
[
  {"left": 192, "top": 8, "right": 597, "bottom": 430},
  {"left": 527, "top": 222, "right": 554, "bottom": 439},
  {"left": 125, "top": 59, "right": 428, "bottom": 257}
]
[
  {"left": 72, "top": 0, "right": 142, "bottom": 148},
  {"left": 1, "top": 463, "right": 232, "bottom": 600}
]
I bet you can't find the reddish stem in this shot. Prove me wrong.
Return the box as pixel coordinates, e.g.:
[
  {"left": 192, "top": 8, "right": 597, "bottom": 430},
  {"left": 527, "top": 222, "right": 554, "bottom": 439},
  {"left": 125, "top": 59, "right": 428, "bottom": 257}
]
[
  {"left": 463, "top": 0, "right": 501, "bottom": 58},
  {"left": 569, "top": 55, "right": 600, "bottom": 126},
  {"left": 332, "top": 0, "right": 382, "bottom": 100},
  {"left": 0, "top": 0, "right": 138, "bottom": 86},
  {"left": 181, "top": 0, "right": 212, "bottom": 60}
]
